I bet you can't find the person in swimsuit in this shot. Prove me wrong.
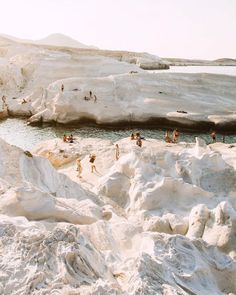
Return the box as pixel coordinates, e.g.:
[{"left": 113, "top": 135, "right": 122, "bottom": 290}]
[
  {"left": 89, "top": 154, "right": 97, "bottom": 173},
  {"left": 164, "top": 131, "right": 172, "bottom": 143},
  {"left": 172, "top": 129, "right": 180, "bottom": 143},
  {"left": 61, "top": 84, "right": 64, "bottom": 92},
  {"left": 76, "top": 158, "right": 82, "bottom": 178}
]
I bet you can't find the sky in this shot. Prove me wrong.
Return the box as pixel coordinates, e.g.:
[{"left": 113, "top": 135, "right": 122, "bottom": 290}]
[{"left": 0, "top": 0, "right": 235, "bottom": 59}]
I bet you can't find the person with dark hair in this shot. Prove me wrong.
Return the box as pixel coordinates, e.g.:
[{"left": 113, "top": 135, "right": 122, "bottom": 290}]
[
  {"left": 136, "top": 136, "right": 142, "bottom": 147},
  {"left": 130, "top": 133, "right": 135, "bottom": 140},
  {"left": 89, "top": 91, "right": 93, "bottom": 98},
  {"left": 61, "top": 84, "right": 64, "bottom": 92},
  {"left": 89, "top": 154, "right": 97, "bottom": 173},
  {"left": 211, "top": 131, "right": 216, "bottom": 143}
]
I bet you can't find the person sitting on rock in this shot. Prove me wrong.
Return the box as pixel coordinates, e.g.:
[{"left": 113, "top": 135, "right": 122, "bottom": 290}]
[
  {"left": 89, "top": 91, "right": 93, "bottom": 98},
  {"left": 136, "top": 136, "right": 142, "bottom": 147},
  {"left": 63, "top": 134, "right": 68, "bottom": 142},
  {"left": 68, "top": 134, "right": 74, "bottom": 143},
  {"left": 164, "top": 131, "right": 172, "bottom": 143},
  {"left": 172, "top": 129, "right": 180, "bottom": 143},
  {"left": 130, "top": 133, "right": 135, "bottom": 140},
  {"left": 211, "top": 131, "right": 216, "bottom": 143},
  {"left": 89, "top": 154, "right": 97, "bottom": 173},
  {"left": 76, "top": 157, "right": 82, "bottom": 178},
  {"left": 21, "top": 98, "right": 27, "bottom": 104},
  {"left": 135, "top": 132, "right": 140, "bottom": 139}
]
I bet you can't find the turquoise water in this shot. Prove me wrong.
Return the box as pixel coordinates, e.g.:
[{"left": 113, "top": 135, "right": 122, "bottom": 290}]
[{"left": 0, "top": 118, "right": 235, "bottom": 150}]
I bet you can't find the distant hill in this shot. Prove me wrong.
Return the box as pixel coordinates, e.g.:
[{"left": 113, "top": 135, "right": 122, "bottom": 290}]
[
  {"left": 34, "top": 33, "right": 98, "bottom": 49},
  {"left": 0, "top": 33, "right": 98, "bottom": 49}
]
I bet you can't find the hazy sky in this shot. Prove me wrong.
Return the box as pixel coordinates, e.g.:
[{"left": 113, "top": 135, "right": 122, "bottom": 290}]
[{"left": 0, "top": 0, "right": 235, "bottom": 59}]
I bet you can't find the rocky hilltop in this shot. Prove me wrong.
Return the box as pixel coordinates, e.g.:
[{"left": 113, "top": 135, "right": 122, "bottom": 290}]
[{"left": 1, "top": 136, "right": 236, "bottom": 294}]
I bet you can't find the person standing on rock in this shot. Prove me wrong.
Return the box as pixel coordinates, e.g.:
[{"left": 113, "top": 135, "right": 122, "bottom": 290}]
[
  {"left": 89, "top": 91, "right": 93, "bottom": 98},
  {"left": 61, "top": 84, "right": 64, "bottom": 92},
  {"left": 172, "top": 129, "right": 180, "bottom": 143},
  {"left": 115, "top": 144, "right": 120, "bottom": 160},
  {"left": 76, "top": 158, "right": 82, "bottom": 178},
  {"left": 89, "top": 154, "right": 97, "bottom": 173},
  {"left": 165, "top": 131, "right": 172, "bottom": 143},
  {"left": 94, "top": 95, "right": 97, "bottom": 103},
  {"left": 211, "top": 131, "right": 216, "bottom": 143}
]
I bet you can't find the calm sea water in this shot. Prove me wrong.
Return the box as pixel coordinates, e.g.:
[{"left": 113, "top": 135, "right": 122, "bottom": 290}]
[
  {"left": 0, "top": 118, "right": 235, "bottom": 150},
  {"left": 152, "top": 66, "right": 236, "bottom": 76}
]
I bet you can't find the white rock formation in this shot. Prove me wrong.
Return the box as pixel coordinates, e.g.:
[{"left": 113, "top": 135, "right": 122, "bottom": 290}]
[
  {"left": 1, "top": 35, "right": 236, "bottom": 130},
  {"left": 2, "top": 136, "right": 235, "bottom": 294}
]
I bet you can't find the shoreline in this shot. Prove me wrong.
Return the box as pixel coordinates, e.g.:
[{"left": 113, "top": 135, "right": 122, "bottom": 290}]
[{"left": 25, "top": 116, "right": 236, "bottom": 134}]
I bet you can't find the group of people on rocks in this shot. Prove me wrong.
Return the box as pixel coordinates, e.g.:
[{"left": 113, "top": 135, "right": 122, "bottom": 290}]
[
  {"left": 76, "top": 154, "right": 97, "bottom": 178},
  {"left": 164, "top": 129, "right": 180, "bottom": 143},
  {"left": 61, "top": 84, "right": 97, "bottom": 103},
  {"left": 84, "top": 90, "right": 97, "bottom": 103},
  {"left": 130, "top": 132, "right": 144, "bottom": 147},
  {"left": 62, "top": 128, "right": 226, "bottom": 179}
]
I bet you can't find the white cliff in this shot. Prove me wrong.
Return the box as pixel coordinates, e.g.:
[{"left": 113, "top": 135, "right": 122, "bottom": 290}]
[{"left": 1, "top": 35, "right": 236, "bottom": 130}]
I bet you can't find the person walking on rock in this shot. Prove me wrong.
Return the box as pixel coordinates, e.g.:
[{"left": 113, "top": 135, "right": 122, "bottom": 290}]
[
  {"left": 89, "top": 154, "right": 97, "bottom": 173},
  {"left": 76, "top": 157, "right": 82, "bottom": 178}
]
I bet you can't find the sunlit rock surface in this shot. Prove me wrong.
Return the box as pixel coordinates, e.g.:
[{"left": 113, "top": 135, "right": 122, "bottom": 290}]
[
  {"left": 0, "top": 35, "right": 236, "bottom": 130},
  {"left": 1, "top": 136, "right": 236, "bottom": 294}
]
